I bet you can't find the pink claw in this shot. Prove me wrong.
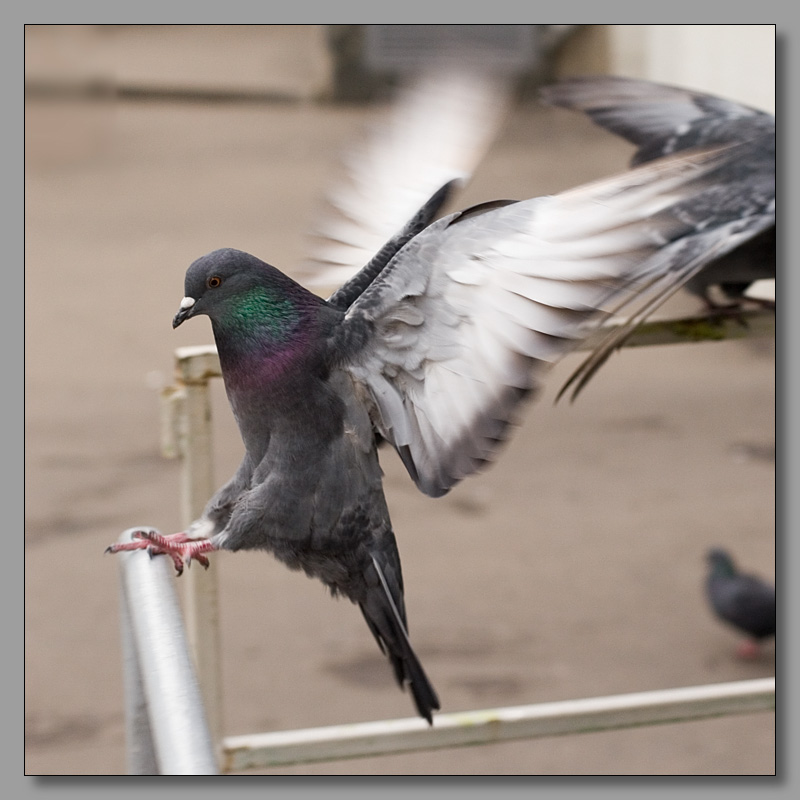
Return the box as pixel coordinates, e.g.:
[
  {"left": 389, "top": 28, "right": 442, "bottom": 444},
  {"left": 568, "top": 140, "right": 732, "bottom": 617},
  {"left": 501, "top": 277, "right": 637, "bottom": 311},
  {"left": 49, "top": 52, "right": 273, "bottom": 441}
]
[{"left": 106, "top": 529, "right": 215, "bottom": 575}]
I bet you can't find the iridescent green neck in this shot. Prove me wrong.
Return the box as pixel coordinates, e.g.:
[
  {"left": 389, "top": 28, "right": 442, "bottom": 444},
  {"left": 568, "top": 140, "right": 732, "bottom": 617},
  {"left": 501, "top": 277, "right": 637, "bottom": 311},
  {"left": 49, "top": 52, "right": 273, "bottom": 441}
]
[
  {"left": 219, "top": 285, "right": 299, "bottom": 344},
  {"left": 212, "top": 285, "right": 313, "bottom": 388}
]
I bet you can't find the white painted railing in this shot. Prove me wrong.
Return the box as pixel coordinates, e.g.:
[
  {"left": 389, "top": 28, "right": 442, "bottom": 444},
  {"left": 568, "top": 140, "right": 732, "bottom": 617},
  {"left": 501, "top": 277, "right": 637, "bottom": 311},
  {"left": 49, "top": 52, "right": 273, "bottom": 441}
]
[
  {"left": 116, "top": 306, "right": 775, "bottom": 774},
  {"left": 220, "top": 677, "right": 775, "bottom": 771}
]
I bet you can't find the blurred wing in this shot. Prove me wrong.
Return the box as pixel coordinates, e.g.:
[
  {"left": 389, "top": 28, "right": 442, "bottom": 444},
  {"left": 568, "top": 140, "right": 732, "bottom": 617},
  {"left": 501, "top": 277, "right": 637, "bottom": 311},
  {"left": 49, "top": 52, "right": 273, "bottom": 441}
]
[
  {"left": 540, "top": 75, "right": 773, "bottom": 165},
  {"left": 299, "top": 68, "right": 511, "bottom": 295},
  {"left": 559, "top": 207, "right": 774, "bottom": 401},
  {"left": 342, "top": 145, "right": 757, "bottom": 497},
  {"left": 542, "top": 76, "right": 775, "bottom": 391},
  {"left": 326, "top": 180, "right": 459, "bottom": 312}
]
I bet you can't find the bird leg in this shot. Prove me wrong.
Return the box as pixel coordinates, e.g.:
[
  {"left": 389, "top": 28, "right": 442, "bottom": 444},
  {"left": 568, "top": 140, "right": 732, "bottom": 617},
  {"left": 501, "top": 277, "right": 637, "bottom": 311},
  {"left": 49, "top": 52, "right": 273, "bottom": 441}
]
[
  {"left": 700, "top": 286, "right": 774, "bottom": 322},
  {"left": 105, "top": 529, "right": 216, "bottom": 576},
  {"left": 735, "top": 639, "right": 762, "bottom": 660},
  {"left": 697, "top": 293, "right": 752, "bottom": 328}
]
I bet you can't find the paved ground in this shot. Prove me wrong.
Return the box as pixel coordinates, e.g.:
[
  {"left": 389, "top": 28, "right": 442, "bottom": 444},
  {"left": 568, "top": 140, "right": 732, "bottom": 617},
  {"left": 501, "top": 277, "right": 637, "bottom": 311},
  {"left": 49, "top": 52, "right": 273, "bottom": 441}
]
[{"left": 25, "top": 27, "right": 775, "bottom": 775}]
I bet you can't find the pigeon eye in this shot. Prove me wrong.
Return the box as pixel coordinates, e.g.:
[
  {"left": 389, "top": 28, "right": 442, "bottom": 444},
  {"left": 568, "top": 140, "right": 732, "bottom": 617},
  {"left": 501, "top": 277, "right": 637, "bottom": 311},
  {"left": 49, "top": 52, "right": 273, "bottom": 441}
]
[{"left": 207, "top": 276, "right": 223, "bottom": 288}]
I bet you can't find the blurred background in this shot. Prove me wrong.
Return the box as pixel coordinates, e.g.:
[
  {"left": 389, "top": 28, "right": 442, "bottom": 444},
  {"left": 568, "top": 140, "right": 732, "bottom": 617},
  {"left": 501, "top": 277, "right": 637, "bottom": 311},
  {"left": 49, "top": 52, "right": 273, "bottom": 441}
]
[{"left": 25, "top": 25, "right": 775, "bottom": 775}]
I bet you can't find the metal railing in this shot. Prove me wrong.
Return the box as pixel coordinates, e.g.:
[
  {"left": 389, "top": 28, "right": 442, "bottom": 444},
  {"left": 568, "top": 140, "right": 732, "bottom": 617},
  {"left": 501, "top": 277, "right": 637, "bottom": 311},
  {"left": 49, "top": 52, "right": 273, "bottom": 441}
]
[
  {"left": 117, "top": 532, "right": 219, "bottom": 774},
  {"left": 115, "top": 306, "right": 775, "bottom": 774}
]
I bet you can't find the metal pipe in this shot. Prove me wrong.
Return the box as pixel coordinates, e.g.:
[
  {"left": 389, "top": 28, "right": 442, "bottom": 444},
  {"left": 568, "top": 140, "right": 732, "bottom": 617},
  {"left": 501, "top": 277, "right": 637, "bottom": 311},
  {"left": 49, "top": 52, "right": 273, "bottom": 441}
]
[
  {"left": 117, "top": 528, "right": 219, "bottom": 775},
  {"left": 162, "top": 349, "right": 225, "bottom": 756},
  {"left": 119, "top": 579, "right": 159, "bottom": 774}
]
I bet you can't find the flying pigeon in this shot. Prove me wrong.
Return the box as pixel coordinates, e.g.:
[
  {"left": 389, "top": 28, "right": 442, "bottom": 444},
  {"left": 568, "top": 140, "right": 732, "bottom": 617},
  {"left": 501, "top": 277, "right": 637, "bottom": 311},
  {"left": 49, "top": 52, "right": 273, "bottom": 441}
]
[
  {"left": 540, "top": 75, "right": 776, "bottom": 311},
  {"left": 705, "top": 548, "right": 775, "bottom": 659},
  {"left": 107, "top": 134, "right": 771, "bottom": 723}
]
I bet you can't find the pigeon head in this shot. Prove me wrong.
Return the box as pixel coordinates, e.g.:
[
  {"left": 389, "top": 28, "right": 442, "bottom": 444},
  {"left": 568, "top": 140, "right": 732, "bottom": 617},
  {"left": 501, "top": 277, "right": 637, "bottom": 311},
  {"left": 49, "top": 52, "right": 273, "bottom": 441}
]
[
  {"left": 173, "top": 248, "right": 327, "bottom": 384},
  {"left": 707, "top": 548, "right": 736, "bottom": 577},
  {"left": 174, "top": 248, "right": 298, "bottom": 331}
]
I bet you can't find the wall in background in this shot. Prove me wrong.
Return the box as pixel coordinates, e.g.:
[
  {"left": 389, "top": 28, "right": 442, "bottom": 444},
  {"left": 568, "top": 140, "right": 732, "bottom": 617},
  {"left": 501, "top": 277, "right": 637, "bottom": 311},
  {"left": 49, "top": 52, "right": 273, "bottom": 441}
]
[{"left": 557, "top": 25, "right": 775, "bottom": 112}]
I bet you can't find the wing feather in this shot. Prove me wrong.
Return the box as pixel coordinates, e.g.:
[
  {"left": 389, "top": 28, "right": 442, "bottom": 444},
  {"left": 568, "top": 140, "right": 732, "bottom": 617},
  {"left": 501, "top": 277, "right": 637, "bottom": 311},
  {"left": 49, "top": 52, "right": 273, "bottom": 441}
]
[
  {"left": 299, "top": 68, "right": 511, "bottom": 294},
  {"left": 339, "top": 144, "right": 765, "bottom": 497},
  {"left": 540, "top": 75, "right": 771, "bottom": 164}
]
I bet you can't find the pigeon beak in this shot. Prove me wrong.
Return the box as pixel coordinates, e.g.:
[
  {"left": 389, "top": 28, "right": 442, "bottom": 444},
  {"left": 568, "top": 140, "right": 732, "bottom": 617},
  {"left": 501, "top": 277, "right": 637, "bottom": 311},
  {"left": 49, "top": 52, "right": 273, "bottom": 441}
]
[{"left": 173, "top": 296, "right": 197, "bottom": 329}]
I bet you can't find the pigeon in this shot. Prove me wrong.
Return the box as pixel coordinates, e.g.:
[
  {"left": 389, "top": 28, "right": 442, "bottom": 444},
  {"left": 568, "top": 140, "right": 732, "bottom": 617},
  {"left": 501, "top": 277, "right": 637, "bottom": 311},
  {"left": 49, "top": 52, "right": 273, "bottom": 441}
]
[
  {"left": 107, "top": 137, "right": 771, "bottom": 724},
  {"left": 705, "top": 548, "right": 775, "bottom": 659},
  {"left": 540, "top": 75, "right": 776, "bottom": 311}
]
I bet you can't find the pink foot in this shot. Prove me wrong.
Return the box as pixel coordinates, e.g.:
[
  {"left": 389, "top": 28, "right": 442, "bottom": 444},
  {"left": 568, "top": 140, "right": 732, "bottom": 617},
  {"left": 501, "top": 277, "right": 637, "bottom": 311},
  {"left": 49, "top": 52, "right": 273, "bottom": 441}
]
[
  {"left": 735, "top": 640, "right": 761, "bottom": 660},
  {"left": 106, "top": 529, "right": 216, "bottom": 575}
]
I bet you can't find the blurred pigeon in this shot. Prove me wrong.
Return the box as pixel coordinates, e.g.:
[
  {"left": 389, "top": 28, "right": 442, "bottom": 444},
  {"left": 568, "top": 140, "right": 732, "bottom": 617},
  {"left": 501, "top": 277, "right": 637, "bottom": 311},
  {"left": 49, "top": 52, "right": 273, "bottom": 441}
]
[
  {"left": 107, "top": 134, "right": 770, "bottom": 723},
  {"left": 705, "top": 548, "right": 775, "bottom": 659},
  {"left": 540, "top": 75, "right": 775, "bottom": 311}
]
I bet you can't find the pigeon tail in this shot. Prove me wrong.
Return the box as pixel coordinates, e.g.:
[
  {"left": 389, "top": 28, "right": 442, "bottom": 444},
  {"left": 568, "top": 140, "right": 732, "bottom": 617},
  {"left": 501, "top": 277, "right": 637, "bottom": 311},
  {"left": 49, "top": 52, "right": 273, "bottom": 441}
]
[{"left": 359, "top": 554, "right": 440, "bottom": 724}]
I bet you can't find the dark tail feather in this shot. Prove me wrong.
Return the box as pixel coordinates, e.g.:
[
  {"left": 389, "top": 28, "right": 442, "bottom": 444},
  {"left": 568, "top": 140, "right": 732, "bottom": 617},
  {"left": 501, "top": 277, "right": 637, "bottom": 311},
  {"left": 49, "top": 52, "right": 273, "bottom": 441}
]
[{"left": 360, "top": 555, "right": 440, "bottom": 724}]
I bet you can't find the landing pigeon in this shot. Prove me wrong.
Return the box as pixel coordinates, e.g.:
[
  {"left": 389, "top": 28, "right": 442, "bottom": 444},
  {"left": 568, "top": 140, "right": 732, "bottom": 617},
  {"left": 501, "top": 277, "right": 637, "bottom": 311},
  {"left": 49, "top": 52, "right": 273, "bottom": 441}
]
[
  {"left": 107, "top": 141, "right": 770, "bottom": 723},
  {"left": 540, "top": 75, "right": 775, "bottom": 311},
  {"left": 705, "top": 548, "right": 775, "bottom": 659}
]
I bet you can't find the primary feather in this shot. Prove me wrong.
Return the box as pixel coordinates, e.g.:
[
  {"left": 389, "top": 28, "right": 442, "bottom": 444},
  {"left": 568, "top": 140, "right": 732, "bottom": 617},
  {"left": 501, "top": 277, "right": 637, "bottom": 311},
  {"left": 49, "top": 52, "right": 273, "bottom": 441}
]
[
  {"left": 540, "top": 75, "right": 775, "bottom": 309},
  {"left": 341, "top": 144, "right": 770, "bottom": 492},
  {"left": 299, "top": 67, "right": 512, "bottom": 294}
]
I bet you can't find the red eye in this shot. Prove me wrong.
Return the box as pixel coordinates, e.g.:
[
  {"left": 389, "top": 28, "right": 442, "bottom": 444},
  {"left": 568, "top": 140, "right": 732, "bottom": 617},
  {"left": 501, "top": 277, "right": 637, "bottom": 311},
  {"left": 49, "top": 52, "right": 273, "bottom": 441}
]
[{"left": 207, "top": 276, "right": 222, "bottom": 288}]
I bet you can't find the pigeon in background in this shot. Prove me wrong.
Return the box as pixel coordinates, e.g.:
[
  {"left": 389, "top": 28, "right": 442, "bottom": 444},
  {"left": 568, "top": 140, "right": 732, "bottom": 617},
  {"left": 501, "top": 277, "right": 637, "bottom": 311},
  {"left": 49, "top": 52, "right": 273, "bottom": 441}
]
[
  {"left": 107, "top": 136, "right": 773, "bottom": 722},
  {"left": 540, "top": 75, "right": 776, "bottom": 312},
  {"left": 705, "top": 548, "right": 775, "bottom": 659}
]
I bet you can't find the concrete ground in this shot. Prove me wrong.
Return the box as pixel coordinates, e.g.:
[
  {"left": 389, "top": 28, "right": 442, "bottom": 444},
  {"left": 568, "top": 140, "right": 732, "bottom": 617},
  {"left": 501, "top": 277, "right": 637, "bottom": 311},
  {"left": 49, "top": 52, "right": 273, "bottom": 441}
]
[{"left": 25, "top": 26, "right": 775, "bottom": 775}]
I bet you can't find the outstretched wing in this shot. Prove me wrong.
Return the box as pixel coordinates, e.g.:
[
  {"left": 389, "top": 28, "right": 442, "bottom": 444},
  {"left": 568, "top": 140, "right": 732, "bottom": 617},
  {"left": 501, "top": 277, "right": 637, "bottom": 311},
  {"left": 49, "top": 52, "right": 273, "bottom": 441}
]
[
  {"left": 541, "top": 77, "right": 775, "bottom": 396},
  {"left": 540, "top": 75, "right": 774, "bottom": 165},
  {"left": 340, "top": 144, "right": 760, "bottom": 498},
  {"left": 299, "top": 68, "right": 511, "bottom": 294}
]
